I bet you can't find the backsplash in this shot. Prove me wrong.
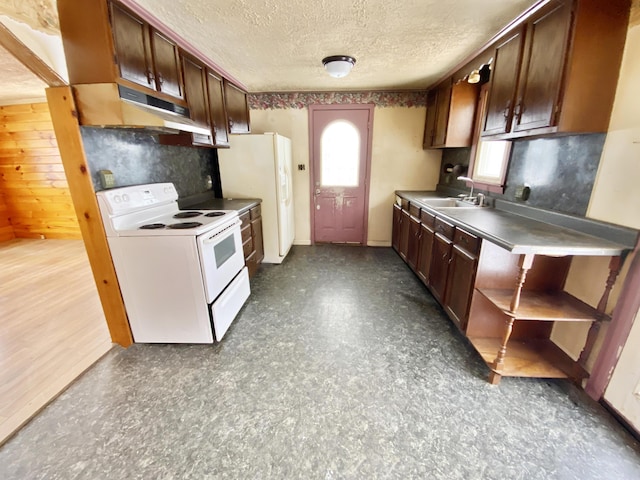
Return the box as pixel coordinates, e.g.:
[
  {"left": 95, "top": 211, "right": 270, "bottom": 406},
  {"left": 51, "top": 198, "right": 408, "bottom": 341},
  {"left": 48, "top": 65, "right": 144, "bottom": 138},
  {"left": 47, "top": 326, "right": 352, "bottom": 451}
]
[
  {"left": 80, "top": 128, "right": 220, "bottom": 198},
  {"left": 439, "top": 134, "right": 606, "bottom": 217}
]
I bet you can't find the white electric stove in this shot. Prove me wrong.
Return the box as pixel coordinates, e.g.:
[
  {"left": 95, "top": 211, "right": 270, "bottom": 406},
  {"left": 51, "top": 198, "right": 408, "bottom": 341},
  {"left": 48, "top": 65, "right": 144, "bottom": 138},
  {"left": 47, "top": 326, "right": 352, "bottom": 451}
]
[{"left": 96, "top": 183, "right": 250, "bottom": 343}]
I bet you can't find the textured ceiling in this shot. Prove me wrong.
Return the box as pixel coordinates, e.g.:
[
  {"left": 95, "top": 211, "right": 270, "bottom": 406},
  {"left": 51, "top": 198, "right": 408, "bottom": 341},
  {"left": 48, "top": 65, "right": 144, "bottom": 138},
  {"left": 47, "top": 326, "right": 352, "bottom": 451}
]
[
  {"left": 0, "top": 0, "right": 540, "bottom": 98},
  {"left": 134, "top": 0, "right": 538, "bottom": 92},
  {"left": 0, "top": 44, "right": 47, "bottom": 105}
]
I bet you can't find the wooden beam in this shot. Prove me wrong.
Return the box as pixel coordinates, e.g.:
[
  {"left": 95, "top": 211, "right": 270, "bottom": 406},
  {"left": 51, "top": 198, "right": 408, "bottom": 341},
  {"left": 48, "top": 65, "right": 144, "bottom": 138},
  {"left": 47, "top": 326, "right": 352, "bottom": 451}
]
[
  {"left": 45, "top": 86, "right": 133, "bottom": 347},
  {"left": 0, "top": 22, "right": 66, "bottom": 87}
]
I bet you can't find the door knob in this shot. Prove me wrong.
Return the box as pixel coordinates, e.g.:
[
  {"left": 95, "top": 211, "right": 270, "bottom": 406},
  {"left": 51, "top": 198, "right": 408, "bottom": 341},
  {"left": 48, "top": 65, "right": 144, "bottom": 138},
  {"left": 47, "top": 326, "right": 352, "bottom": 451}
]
[{"left": 315, "top": 189, "right": 321, "bottom": 194}]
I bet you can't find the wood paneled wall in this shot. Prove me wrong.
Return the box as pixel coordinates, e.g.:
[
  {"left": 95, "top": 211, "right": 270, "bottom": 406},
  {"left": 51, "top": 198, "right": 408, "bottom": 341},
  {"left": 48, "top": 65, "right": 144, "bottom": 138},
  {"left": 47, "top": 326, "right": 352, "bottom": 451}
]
[
  {"left": 0, "top": 189, "right": 13, "bottom": 241},
  {"left": 0, "top": 103, "right": 81, "bottom": 239}
]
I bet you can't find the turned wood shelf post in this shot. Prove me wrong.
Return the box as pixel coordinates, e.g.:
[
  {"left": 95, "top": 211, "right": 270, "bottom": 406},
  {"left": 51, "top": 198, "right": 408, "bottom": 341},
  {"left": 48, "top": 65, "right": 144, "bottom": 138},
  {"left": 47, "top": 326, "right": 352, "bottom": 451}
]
[
  {"left": 578, "top": 255, "right": 624, "bottom": 366},
  {"left": 490, "top": 253, "right": 534, "bottom": 385}
]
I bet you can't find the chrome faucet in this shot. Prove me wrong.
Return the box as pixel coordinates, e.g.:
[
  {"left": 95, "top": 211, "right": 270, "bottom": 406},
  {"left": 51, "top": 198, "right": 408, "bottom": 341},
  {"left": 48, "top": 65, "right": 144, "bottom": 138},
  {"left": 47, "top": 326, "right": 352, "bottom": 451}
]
[{"left": 457, "top": 175, "right": 475, "bottom": 201}]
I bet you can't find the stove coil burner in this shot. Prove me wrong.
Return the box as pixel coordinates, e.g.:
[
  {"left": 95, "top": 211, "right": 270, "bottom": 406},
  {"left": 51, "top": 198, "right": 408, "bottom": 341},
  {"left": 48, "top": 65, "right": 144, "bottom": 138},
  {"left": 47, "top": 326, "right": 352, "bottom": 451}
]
[
  {"left": 167, "top": 222, "right": 203, "bottom": 229},
  {"left": 204, "top": 211, "right": 226, "bottom": 217},
  {"left": 139, "top": 223, "right": 166, "bottom": 230},
  {"left": 173, "top": 211, "right": 202, "bottom": 219}
]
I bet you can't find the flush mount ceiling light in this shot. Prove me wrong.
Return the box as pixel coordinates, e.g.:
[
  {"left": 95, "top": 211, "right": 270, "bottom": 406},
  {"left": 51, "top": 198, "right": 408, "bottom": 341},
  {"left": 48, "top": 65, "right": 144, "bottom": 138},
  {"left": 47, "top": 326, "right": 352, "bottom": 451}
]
[{"left": 322, "top": 55, "right": 356, "bottom": 78}]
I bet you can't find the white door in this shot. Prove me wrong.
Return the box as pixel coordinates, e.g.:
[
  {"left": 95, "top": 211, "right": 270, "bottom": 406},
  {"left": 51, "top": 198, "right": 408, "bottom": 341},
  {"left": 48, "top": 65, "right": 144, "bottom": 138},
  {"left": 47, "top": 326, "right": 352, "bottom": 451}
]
[{"left": 604, "top": 310, "right": 640, "bottom": 431}]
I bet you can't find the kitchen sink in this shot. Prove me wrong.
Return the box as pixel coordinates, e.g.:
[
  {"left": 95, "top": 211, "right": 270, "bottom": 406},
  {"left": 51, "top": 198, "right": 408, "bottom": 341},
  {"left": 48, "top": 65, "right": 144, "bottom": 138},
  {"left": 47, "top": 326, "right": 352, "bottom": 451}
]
[{"left": 417, "top": 197, "right": 481, "bottom": 208}]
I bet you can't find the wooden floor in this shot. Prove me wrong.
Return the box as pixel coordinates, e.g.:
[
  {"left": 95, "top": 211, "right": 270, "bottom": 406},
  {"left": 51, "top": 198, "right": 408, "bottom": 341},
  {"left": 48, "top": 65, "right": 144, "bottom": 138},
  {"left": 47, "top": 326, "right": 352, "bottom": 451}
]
[{"left": 0, "top": 239, "right": 113, "bottom": 445}]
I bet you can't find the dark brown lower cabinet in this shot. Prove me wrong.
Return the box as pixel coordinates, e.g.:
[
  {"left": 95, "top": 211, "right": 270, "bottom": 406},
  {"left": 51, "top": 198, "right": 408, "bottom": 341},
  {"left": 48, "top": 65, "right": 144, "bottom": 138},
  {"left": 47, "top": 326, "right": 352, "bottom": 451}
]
[
  {"left": 428, "top": 233, "right": 453, "bottom": 304},
  {"left": 443, "top": 229, "right": 480, "bottom": 331},
  {"left": 241, "top": 204, "right": 263, "bottom": 278},
  {"left": 406, "top": 214, "right": 421, "bottom": 271},
  {"left": 399, "top": 209, "right": 410, "bottom": 261},
  {"left": 416, "top": 222, "right": 434, "bottom": 284},
  {"left": 392, "top": 204, "right": 401, "bottom": 252}
]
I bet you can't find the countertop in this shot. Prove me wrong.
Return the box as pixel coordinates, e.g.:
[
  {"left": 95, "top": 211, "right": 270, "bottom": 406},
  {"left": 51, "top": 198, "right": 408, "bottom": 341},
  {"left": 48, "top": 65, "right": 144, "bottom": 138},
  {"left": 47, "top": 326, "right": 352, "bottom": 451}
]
[
  {"left": 178, "top": 192, "right": 261, "bottom": 214},
  {"left": 396, "top": 191, "right": 637, "bottom": 256}
]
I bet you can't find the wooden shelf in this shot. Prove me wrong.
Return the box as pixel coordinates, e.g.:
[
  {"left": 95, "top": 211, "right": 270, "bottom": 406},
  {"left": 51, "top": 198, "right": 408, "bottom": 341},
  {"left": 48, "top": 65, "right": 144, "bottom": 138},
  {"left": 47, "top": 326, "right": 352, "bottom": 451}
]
[
  {"left": 477, "top": 288, "right": 605, "bottom": 322},
  {"left": 468, "top": 337, "right": 589, "bottom": 380}
]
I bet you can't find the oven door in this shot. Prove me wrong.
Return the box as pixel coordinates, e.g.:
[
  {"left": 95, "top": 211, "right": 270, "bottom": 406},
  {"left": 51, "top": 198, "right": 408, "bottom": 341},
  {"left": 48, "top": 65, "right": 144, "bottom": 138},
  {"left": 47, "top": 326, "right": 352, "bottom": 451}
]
[{"left": 197, "top": 219, "right": 244, "bottom": 303}]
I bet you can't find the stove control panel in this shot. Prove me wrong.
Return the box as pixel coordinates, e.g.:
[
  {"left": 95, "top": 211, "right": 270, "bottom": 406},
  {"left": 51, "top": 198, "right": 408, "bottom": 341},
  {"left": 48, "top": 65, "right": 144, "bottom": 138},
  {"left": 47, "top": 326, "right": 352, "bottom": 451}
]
[{"left": 97, "top": 183, "right": 178, "bottom": 215}]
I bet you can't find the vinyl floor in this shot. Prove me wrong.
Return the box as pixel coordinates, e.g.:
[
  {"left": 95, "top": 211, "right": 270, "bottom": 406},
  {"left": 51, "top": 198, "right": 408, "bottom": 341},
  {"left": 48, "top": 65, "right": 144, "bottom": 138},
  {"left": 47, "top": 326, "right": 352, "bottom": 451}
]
[{"left": 1, "top": 245, "right": 639, "bottom": 479}]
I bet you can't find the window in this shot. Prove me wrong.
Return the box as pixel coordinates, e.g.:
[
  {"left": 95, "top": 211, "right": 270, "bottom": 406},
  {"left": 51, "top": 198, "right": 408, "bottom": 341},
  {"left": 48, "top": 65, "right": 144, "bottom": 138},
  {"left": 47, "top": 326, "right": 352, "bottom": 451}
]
[{"left": 320, "top": 120, "right": 360, "bottom": 187}]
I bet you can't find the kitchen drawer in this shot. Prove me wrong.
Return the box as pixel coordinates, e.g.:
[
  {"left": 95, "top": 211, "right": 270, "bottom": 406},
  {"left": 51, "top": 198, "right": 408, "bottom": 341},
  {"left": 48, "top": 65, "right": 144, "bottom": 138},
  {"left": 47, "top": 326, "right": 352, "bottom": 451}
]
[
  {"left": 454, "top": 229, "right": 480, "bottom": 255},
  {"left": 242, "top": 237, "right": 253, "bottom": 258},
  {"left": 239, "top": 211, "right": 250, "bottom": 227},
  {"left": 420, "top": 209, "right": 436, "bottom": 228},
  {"left": 250, "top": 205, "right": 261, "bottom": 220},
  {"left": 434, "top": 217, "right": 455, "bottom": 240},
  {"left": 241, "top": 224, "right": 251, "bottom": 243},
  {"left": 409, "top": 204, "right": 420, "bottom": 218}
]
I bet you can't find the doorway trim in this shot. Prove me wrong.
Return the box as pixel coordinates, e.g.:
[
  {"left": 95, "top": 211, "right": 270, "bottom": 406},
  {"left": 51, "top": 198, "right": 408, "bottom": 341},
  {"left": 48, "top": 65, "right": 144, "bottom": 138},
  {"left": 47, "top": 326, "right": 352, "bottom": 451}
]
[{"left": 308, "top": 103, "right": 374, "bottom": 245}]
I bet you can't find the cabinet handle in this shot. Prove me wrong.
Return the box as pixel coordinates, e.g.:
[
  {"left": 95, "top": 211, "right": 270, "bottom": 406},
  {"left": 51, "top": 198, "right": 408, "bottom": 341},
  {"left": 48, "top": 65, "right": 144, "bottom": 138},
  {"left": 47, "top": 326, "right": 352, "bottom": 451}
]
[
  {"left": 146, "top": 69, "right": 154, "bottom": 85},
  {"left": 513, "top": 102, "right": 523, "bottom": 120},
  {"left": 442, "top": 252, "right": 448, "bottom": 260},
  {"left": 157, "top": 72, "right": 164, "bottom": 86},
  {"left": 503, "top": 100, "right": 511, "bottom": 119}
]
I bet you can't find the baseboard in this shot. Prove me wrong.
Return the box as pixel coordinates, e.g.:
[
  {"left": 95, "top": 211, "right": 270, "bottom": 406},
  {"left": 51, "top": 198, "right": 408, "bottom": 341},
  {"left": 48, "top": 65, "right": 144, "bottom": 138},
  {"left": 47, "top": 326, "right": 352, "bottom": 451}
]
[
  {"left": 367, "top": 241, "right": 392, "bottom": 247},
  {"left": 293, "top": 240, "right": 312, "bottom": 246}
]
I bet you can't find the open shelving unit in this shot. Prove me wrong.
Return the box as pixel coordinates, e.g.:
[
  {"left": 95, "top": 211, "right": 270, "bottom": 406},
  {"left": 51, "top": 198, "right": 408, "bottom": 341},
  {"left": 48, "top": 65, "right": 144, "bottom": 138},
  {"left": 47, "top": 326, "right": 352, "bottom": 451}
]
[{"left": 466, "top": 248, "right": 623, "bottom": 385}]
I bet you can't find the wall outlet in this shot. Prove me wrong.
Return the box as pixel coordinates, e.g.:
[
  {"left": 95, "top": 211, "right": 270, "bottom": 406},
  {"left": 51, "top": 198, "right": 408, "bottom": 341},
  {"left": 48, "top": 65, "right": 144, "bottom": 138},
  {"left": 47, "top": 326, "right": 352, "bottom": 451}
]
[
  {"left": 99, "top": 170, "right": 115, "bottom": 189},
  {"left": 515, "top": 185, "right": 531, "bottom": 201}
]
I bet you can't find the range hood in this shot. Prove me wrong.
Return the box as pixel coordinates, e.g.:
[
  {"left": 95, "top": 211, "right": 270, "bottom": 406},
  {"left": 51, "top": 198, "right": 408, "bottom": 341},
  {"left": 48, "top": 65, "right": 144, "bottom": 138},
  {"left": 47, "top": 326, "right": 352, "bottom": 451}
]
[{"left": 72, "top": 83, "right": 211, "bottom": 136}]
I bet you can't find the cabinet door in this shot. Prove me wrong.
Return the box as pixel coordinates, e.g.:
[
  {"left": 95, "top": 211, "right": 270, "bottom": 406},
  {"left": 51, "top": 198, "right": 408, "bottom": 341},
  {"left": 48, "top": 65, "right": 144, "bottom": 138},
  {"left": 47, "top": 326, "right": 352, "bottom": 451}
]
[
  {"left": 399, "top": 209, "right": 410, "bottom": 262},
  {"left": 429, "top": 233, "right": 452, "bottom": 303},
  {"left": 482, "top": 29, "right": 524, "bottom": 136},
  {"left": 224, "top": 80, "right": 251, "bottom": 134},
  {"left": 512, "top": 2, "right": 571, "bottom": 133},
  {"left": 407, "top": 215, "right": 421, "bottom": 271},
  {"left": 110, "top": 3, "right": 153, "bottom": 90},
  {"left": 182, "top": 56, "right": 212, "bottom": 144},
  {"left": 206, "top": 70, "right": 230, "bottom": 147},
  {"left": 432, "top": 80, "right": 452, "bottom": 147},
  {"left": 251, "top": 217, "right": 264, "bottom": 263},
  {"left": 423, "top": 90, "right": 437, "bottom": 148},
  {"left": 150, "top": 29, "right": 183, "bottom": 99},
  {"left": 444, "top": 245, "right": 478, "bottom": 331},
  {"left": 416, "top": 223, "right": 434, "bottom": 285},
  {"left": 392, "top": 204, "right": 402, "bottom": 252}
]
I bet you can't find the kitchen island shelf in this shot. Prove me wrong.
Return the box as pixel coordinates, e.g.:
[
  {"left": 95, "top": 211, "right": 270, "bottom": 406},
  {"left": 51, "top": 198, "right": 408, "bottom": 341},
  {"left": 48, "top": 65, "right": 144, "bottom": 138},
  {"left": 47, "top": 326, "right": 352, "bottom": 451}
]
[{"left": 476, "top": 288, "right": 608, "bottom": 322}]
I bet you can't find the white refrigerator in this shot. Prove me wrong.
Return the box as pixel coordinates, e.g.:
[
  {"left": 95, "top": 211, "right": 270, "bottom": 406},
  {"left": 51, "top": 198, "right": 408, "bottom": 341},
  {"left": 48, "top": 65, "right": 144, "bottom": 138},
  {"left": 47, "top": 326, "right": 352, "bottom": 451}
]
[{"left": 218, "top": 133, "right": 295, "bottom": 264}]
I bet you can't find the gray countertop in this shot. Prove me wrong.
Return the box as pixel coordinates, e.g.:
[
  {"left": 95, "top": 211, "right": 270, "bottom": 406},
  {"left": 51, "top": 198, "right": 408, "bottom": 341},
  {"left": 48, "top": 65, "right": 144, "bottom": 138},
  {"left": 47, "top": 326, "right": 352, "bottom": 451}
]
[
  {"left": 178, "top": 192, "right": 261, "bottom": 214},
  {"left": 396, "top": 191, "right": 637, "bottom": 256}
]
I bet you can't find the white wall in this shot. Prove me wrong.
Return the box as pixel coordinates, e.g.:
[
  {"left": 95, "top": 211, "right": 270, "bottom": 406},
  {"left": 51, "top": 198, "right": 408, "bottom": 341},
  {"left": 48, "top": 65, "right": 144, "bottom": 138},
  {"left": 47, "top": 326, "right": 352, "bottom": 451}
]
[
  {"left": 552, "top": 10, "right": 640, "bottom": 368},
  {"left": 250, "top": 106, "right": 441, "bottom": 246}
]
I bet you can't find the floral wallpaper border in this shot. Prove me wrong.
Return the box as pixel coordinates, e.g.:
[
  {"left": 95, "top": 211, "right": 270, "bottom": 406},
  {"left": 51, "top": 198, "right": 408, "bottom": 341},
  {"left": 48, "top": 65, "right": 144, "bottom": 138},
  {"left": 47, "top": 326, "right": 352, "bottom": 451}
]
[{"left": 248, "top": 91, "right": 427, "bottom": 110}]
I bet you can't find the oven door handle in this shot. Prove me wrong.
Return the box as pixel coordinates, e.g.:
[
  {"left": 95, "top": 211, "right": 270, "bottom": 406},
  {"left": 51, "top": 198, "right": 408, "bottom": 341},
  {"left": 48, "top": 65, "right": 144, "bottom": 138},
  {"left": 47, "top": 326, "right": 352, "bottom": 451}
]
[{"left": 203, "top": 219, "right": 241, "bottom": 244}]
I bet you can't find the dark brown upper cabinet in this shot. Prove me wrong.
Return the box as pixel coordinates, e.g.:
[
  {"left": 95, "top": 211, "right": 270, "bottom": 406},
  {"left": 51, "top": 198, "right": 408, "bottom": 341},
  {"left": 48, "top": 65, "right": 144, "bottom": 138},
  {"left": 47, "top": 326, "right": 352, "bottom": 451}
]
[
  {"left": 482, "top": 0, "right": 630, "bottom": 139},
  {"left": 423, "top": 79, "right": 478, "bottom": 149},
  {"left": 224, "top": 80, "right": 251, "bottom": 134},
  {"left": 150, "top": 30, "right": 184, "bottom": 100},
  {"left": 110, "top": 2, "right": 184, "bottom": 100},
  {"left": 206, "top": 70, "right": 230, "bottom": 147},
  {"left": 481, "top": 29, "right": 524, "bottom": 136},
  {"left": 181, "top": 55, "right": 213, "bottom": 146}
]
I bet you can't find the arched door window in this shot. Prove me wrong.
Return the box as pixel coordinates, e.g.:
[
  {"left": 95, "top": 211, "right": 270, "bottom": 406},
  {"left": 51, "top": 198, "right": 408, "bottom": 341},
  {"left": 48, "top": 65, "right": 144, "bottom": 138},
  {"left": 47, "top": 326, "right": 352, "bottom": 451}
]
[{"left": 320, "top": 120, "right": 360, "bottom": 187}]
